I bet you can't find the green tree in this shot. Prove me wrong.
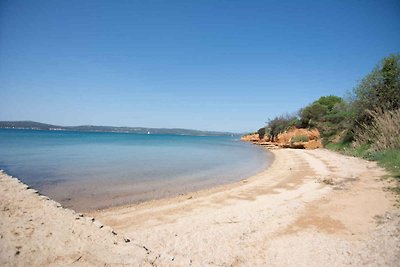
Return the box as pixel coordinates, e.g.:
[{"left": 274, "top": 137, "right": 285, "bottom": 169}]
[
  {"left": 299, "top": 95, "right": 352, "bottom": 143},
  {"left": 257, "top": 127, "right": 266, "bottom": 139},
  {"left": 353, "top": 54, "right": 400, "bottom": 118},
  {"left": 300, "top": 95, "right": 344, "bottom": 128}
]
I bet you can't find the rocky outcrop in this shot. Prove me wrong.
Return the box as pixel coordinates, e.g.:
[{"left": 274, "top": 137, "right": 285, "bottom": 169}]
[
  {"left": 242, "top": 127, "right": 322, "bottom": 149},
  {"left": 276, "top": 127, "right": 322, "bottom": 149},
  {"left": 240, "top": 133, "right": 261, "bottom": 142}
]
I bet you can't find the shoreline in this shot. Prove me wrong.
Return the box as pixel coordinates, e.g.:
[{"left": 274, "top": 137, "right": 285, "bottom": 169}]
[
  {"left": 85, "top": 142, "right": 274, "bottom": 212},
  {"left": 1, "top": 148, "right": 399, "bottom": 266},
  {"left": 88, "top": 145, "right": 275, "bottom": 213}
]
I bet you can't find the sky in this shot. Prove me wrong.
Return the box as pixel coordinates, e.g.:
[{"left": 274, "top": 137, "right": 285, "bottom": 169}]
[{"left": 0, "top": 0, "right": 399, "bottom": 133}]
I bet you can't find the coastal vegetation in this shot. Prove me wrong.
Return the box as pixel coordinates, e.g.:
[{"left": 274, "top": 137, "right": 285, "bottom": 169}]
[{"left": 257, "top": 54, "right": 400, "bottom": 184}]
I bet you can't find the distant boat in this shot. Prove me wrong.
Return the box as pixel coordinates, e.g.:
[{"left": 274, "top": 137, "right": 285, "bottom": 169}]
[{"left": 147, "top": 131, "right": 150, "bottom": 134}]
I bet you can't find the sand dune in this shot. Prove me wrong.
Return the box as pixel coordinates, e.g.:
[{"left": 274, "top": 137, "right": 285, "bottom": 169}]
[{"left": 1, "top": 148, "right": 399, "bottom": 266}]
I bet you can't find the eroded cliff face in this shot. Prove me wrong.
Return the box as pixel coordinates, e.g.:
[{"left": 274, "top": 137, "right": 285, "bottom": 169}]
[
  {"left": 240, "top": 133, "right": 261, "bottom": 142},
  {"left": 276, "top": 127, "right": 322, "bottom": 149},
  {"left": 241, "top": 127, "right": 322, "bottom": 149}
]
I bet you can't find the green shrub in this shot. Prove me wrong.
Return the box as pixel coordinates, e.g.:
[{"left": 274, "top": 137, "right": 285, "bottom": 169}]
[
  {"left": 370, "top": 149, "right": 400, "bottom": 180},
  {"left": 257, "top": 127, "right": 266, "bottom": 139},
  {"left": 300, "top": 95, "right": 345, "bottom": 128},
  {"left": 291, "top": 135, "right": 309, "bottom": 143},
  {"left": 325, "top": 142, "right": 350, "bottom": 152},
  {"left": 325, "top": 141, "right": 371, "bottom": 157}
]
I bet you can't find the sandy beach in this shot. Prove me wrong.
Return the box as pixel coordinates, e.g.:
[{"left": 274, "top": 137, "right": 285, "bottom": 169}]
[{"left": 1, "top": 148, "right": 399, "bottom": 266}]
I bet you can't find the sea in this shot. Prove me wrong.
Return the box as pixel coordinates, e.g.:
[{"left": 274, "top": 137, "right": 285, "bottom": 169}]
[{"left": 0, "top": 129, "right": 270, "bottom": 211}]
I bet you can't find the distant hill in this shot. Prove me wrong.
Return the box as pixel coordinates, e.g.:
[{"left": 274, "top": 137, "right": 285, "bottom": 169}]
[{"left": 0, "top": 121, "right": 236, "bottom": 136}]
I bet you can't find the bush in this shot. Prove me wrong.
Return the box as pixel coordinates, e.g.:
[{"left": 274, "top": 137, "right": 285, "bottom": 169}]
[
  {"left": 266, "top": 114, "right": 299, "bottom": 141},
  {"left": 299, "top": 95, "right": 352, "bottom": 143},
  {"left": 291, "top": 135, "right": 309, "bottom": 143},
  {"left": 257, "top": 127, "right": 266, "bottom": 139},
  {"left": 300, "top": 95, "right": 344, "bottom": 128}
]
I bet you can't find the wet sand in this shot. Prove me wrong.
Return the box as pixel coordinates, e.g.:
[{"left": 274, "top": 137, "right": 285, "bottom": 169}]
[{"left": 1, "top": 148, "right": 399, "bottom": 266}]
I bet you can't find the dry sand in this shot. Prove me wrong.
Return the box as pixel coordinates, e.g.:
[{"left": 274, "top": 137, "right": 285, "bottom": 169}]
[{"left": 1, "top": 148, "right": 399, "bottom": 266}]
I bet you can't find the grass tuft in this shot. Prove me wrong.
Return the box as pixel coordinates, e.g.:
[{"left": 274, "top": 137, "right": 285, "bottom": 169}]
[{"left": 370, "top": 149, "right": 400, "bottom": 180}]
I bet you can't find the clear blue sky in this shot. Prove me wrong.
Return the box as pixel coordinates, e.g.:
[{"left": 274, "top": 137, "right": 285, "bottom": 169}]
[{"left": 0, "top": 0, "right": 399, "bottom": 132}]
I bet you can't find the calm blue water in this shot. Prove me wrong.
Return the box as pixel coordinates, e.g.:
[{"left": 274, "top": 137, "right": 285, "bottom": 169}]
[{"left": 0, "top": 129, "right": 270, "bottom": 211}]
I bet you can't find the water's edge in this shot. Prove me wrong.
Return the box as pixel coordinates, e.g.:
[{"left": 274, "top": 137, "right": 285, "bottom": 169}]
[{"left": 0, "top": 145, "right": 273, "bottom": 212}]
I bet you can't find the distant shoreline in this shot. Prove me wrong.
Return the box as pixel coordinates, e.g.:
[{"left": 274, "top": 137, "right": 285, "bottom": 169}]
[{"left": 0, "top": 121, "right": 237, "bottom": 136}]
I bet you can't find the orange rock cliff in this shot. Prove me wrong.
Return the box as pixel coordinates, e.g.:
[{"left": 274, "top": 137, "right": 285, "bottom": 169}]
[{"left": 241, "top": 127, "right": 322, "bottom": 149}]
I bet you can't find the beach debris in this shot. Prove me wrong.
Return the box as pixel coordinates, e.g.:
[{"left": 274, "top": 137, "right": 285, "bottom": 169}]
[
  {"left": 316, "top": 176, "right": 335, "bottom": 185},
  {"left": 93, "top": 220, "right": 103, "bottom": 229},
  {"left": 123, "top": 236, "right": 131, "bottom": 243},
  {"left": 374, "top": 212, "right": 394, "bottom": 225},
  {"left": 72, "top": 256, "right": 82, "bottom": 263},
  {"left": 322, "top": 177, "right": 335, "bottom": 185},
  {"left": 100, "top": 226, "right": 112, "bottom": 233},
  {"left": 112, "top": 230, "right": 118, "bottom": 235},
  {"left": 28, "top": 189, "right": 38, "bottom": 194},
  {"left": 149, "top": 253, "right": 161, "bottom": 266},
  {"left": 18, "top": 183, "right": 30, "bottom": 189},
  {"left": 142, "top": 245, "right": 150, "bottom": 254},
  {"left": 75, "top": 213, "right": 84, "bottom": 220},
  {"left": 228, "top": 218, "right": 239, "bottom": 224},
  {"left": 15, "top": 246, "right": 22, "bottom": 256},
  {"left": 242, "top": 179, "right": 248, "bottom": 183},
  {"left": 187, "top": 196, "right": 193, "bottom": 200}
]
